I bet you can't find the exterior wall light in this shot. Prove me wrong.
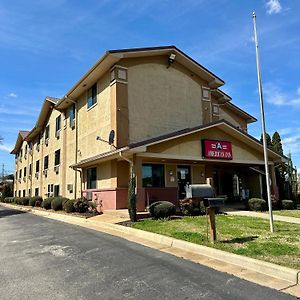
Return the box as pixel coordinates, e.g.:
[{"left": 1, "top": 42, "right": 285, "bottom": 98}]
[{"left": 168, "top": 53, "right": 176, "bottom": 67}]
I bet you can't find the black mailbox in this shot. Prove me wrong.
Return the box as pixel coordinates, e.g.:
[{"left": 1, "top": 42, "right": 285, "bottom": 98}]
[{"left": 203, "top": 198, "right": 225, "bottom": 208}]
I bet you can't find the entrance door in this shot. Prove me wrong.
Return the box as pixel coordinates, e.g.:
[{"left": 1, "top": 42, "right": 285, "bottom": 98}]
[{"left": 177, "top": 165, "right": 191, "bottom": 199}]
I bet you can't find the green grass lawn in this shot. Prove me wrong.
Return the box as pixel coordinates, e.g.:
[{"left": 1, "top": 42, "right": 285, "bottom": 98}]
[
  {"left": 272, "top": 210, "right": 300, "bottom": 218},
  {"left": 132, "top": 215, "right": 300, "bottom": 269}
]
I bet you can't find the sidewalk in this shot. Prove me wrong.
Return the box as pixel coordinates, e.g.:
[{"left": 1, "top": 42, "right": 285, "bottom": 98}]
[
  {"left": 1, "top": 203, "right": 299, "bottom": 297},
  {"left": 225, "top": 210, "right": 300, "bottom": 224}
]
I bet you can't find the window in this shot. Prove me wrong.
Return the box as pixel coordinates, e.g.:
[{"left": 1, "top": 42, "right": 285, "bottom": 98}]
[
  {"left": 23, "top": 190, "right": 25, "bottom": 197},
  {"left": 48, "top": 184, "right": 54, "bottom": 197},
  {"left": 29, "top": 164, "right": 32, "bottom": 175},
  {"left": 69, "top": 103, "right": 76, "bottom": 127},
  {"left": 25, "top": 144, "right": 28, "bottom": 155},
  {"left": 24, "top": 167, "right": 27, "bottom": 177},
  {"left": 36, "top": 160, "right": 40, "bottom": 173},
  {"left": 87, "top": 83, "right": 97, "bottom": 109},
  {"left": 19, "top": 169, "right": 22, "bottom": 179},
  {"left": 87, "top": 167, "right": 97, "bottom": 189},
  {"left": 55, "top": 115, "right": 61, "bottom": 132},
  {"left": 45, "top": 125, "right": 50, "bottom": 140},
  {"left": 37, "top": 134, "right": 41, "bottom": 145},
  {"left": 54, "top": 149, "right": 60, "bottom": 166},
  {"left": 28, "top": 189, "right": 31, "bottom": 197},
  {"left": 35, "top": 188, "right": 39, "bottom": 196},
  {"left": 44, "top": 155, "right": 49, "bottom": 170},
  {"left": 142, "top": 164, "right": 165, "bottom": 187},
  {"left": 54, "top": 185, "right": 60, "bottom": 197},
  {"left": 18, "top": 190, "right": 21, "bottom": 197}
]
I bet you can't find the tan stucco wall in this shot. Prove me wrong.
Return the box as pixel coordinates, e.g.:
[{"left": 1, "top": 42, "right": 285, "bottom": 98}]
[
  {"left": 126, "top": 56, "right": 207, "bottom": 143},
  {"left": 147, "top": 127, "right": 267, "bottom": 163},
  {"left": 219, "top": 104, "right": 247, "bottom": 131}
]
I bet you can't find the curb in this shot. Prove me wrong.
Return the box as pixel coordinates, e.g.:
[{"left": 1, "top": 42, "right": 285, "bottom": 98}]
[{"left": 1, "top": 203, "right": 299, "bottom": 286}]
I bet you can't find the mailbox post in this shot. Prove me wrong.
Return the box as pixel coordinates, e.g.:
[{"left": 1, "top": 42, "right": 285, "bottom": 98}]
[{"left": 204, "top": 198, "right": 225, "bottom": 243}]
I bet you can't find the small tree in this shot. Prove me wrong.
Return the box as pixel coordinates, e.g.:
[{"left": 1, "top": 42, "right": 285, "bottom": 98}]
[{"left": 128, "top": 165, "right": 137, "bottom": 222}]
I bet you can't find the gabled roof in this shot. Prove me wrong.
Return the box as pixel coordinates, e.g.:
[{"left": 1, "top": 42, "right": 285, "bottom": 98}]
[
  {"left": 25, "top": 97, "right": 58, "bottom": 142},
  {"left": 56, "top": 45, "right": 225, "bottom": 110},
  {"left": 10, "top": 131, "right": 30, "bottom": 154},
  {"left": 71, "top": 119, "right": 286, "bottom": 168},
  {"left": 223, "top": 102, "right": 257, "bottom": 123}
]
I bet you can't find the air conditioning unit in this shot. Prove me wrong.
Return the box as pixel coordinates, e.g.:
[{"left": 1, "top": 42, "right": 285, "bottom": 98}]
[
  {"left": 54, "top": 165, "right": 60, "bottom": 174},
  {"left": 28, "top": 175, "right": 32, "bottom": 180},
  {"left": 67, "top": 184, "right": 73, "bottom": 193},
  {"left": 36, "top": 144, "right": 40, "bottom": 152},
  {"left": 29, "top": 149, "right": 33, "bottom": 155},
  {"left": 35, "top": 172, "right": 39, "bottom": 179},
  {"left": 23, "top": 176, "right": 26, "bottom": 182},
  {"left": 86, "top": 191, "right": 93, "bottom": 200},
  {"left": 43, "top": 169, "right": 48, "bottom": 176},
  {"left": 24, "top": 153, "right": 27, "bottom": 159},
  {"left": 55, "top": 130, "right": 60, "bottom": 139},
  {"left": 71, "top": 119, "right": 75, "bottom": 129},
  {"left": 18, "top": 178, "right": 21, "bottom": 183},
  {"left": 45, "top": 138, "right": 49, "bottom": 146}
]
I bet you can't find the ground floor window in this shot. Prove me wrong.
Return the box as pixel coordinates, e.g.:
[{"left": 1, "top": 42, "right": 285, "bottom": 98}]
[
  {"left": 23, "top": 190, "right": 25, "bottom": 197},
  {"left": 35, "top": 188, "right": 39, "bottom": 196},
  {"left": 87, "top": 167, "right": 97, "bottom": 189},
  {"left": 142, "top": 164, "right": 165, "bottom": 187},
  {"left": 48, "top": 184, "right": 54, "bottom": 197},
  {"left": 54, "top": 185, "right": 60, "bottom": 197}
]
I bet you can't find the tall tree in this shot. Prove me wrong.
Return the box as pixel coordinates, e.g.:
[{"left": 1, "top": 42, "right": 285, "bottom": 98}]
[
  {"left": 260, "top": 133, "right": 272, "bottom": 148},
  {"left": 272, "top": 131, "right": 283, "bottom": 155}
]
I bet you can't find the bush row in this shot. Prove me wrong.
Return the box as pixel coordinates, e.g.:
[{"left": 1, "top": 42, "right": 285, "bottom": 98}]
[
  {"left": 0, "top": 197, "right": 98, "bottom": 214},
  {"left": 248, "top": 198, "right": 295, "bottom": 211}
]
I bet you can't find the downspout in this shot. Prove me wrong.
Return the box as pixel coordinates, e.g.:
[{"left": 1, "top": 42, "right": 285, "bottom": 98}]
[{"left": 71, "top": 166, "right": 82, "bottom": 198}]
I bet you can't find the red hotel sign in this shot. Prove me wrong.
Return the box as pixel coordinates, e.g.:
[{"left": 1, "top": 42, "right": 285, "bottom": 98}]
[{"left": 202, "top": 140, "right": 233, "bottom": 160}]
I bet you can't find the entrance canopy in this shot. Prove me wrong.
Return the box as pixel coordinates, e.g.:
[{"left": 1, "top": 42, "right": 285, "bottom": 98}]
[{"left": 71, "top": 119, "right": 286, "bottom": 168}]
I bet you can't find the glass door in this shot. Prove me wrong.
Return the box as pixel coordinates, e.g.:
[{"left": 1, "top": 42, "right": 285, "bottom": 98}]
[{"left": 177, "top": 165, "right": 191, "bottom": 199}]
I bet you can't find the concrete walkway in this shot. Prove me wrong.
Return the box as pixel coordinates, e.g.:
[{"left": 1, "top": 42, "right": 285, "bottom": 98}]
[{"left": 225, "top": 210, "right": 300, "bottom": 224}]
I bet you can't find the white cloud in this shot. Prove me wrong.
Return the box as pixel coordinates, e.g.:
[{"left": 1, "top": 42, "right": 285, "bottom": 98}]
[
  {"left": 8, "top": 92, "right": 17, "bottom": 98},
  {"left": 0, "top": 143, "right": 13, "bottom": 153},
  {"left": 265, "top": 0, "right": 282, "bottom": 15},
  {"left": 297, "top": 87, "right": 300, "bottom": 95},
  {"left": 264, "top": 84, "right": 300, "bottom": 106}
]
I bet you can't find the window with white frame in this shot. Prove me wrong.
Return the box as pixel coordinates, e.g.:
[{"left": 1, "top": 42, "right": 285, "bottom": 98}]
[{"left": 87, "top": 83, "right": 97, "bottom": 109}]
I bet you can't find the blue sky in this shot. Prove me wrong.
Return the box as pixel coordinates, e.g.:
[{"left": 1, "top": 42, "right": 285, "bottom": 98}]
[{"left": 0, "top": 0, "right": 299, "bottom": 175}]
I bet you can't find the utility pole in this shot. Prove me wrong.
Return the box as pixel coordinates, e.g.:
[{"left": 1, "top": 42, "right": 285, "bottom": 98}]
[{"left": 252, "top": 12, "right": 274, "bottom": 233}]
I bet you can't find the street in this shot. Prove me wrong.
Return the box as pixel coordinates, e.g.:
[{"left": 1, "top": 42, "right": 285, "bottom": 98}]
[{"left": 0, "top": 206, "right": 294, "bottom": 299}]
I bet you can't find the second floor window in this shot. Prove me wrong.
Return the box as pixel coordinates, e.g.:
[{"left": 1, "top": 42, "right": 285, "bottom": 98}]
[
  {"left": 45, "top": 125, "right": 50, "bottom": 140},
  {"left": 24, "top": 167, "right": 27, "bottom": 177},
  {"left": 87, "top": 83, "right": 97, "bottom": 109},
  {"left": 29, "top": 164, "right": 32, "bottom": 175},
  {"left": 19, "top": 169, "right": 22, "bottom": 179},
  {"left": 36, "top": 160, "right": 40, "bottom": 173},
  {"left": 54, "top": 149, "right": 60, "bottom": 166},
  {"left": 44, "top": 155, "right": 49, "bottom": 170},
  {"left": 56, "top": 115, "right": 61, "bottom": 132}
]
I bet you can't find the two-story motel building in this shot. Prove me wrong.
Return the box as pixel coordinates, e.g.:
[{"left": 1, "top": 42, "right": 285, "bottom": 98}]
[{"left": 11, "top": 46, "right": 284, "bottom": 211}]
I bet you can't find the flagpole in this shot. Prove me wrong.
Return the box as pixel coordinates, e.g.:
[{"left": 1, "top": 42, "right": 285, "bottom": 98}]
[{"left": 252, "top": 12, "right": 274, "bottom": 233}]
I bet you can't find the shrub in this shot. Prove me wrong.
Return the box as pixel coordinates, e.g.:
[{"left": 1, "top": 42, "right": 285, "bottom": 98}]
[
  {"left": 42, "top": 197, "right": 54, "bottom": 210},
  {"left": 74, "top": 198, "right": 89, "bottom": 213},
  {"left": 3, "top": 197, "right": 14, "bottom": 204},
  {"left": 64, "top": 200, "right": 75, "bottom": 213},
  {"left": 61, "top": 198, "right": 70, "bottom": 209},
  {"left": 51, "top": 197, "right": 63, "bottom": 211},
  {"left": 179, "top": 198, "right": 205, "bottom": 216},
  {"left": 20, "top": 197, "right": 30, "bottom": 206},
  {"left": 248, "top": 198, "right": 267, "bottom": 212},
  {"left": 149, "top": 201, "right": 176, "bottom": 219},
  {"left": 29, "top": 196, "right": 42, "bottom": 207},
  {"left": 87, "top": 201, "right": 98, "bottom": 214},
  {"left": 281, "top": 200, "right": 294, "bottom": 210}
]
